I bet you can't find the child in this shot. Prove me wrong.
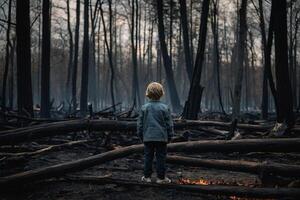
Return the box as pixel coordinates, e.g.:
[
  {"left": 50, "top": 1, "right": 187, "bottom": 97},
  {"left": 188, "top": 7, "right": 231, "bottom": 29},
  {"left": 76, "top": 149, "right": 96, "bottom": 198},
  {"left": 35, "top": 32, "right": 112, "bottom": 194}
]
[{"left": 137, "top": 82, "right": 174, "bottom": 184}]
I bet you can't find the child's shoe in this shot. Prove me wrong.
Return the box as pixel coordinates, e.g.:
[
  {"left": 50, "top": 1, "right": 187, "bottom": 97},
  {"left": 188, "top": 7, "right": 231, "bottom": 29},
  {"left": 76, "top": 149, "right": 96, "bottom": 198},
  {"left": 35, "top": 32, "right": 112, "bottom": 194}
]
[
  {"left": 156, "top": 177, "right": 171, "bottom": 184},
  {"left": 141, "top": 176, "right": 152, "bottom": 183}
]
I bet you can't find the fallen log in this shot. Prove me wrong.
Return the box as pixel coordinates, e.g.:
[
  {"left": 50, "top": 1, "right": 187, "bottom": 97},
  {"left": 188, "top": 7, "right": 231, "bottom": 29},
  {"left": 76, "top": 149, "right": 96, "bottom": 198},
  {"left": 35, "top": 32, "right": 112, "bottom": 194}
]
[
  {"left": 0, "top": 119, "right": 88, "bottom": 145},
  {"left": 61, "top": 176, "right": 300, "bottom": 198},
  {"left": 0, "top": 140, "right": 89, "bottom": 157},
  {"left": 1, "top": 118, "right": 300, "bottom": 145},
  {"left": 1, "top": 138, "right": 300, "bottom": 186},
  {"left": 167, "top": 155, "right": 300, "bottom": 177},
  {"left": 174, "top": 120, "right": 273, "bottom": 132},
  {"left": 0, "top": 111, "right": 65, "bottom": 123}
]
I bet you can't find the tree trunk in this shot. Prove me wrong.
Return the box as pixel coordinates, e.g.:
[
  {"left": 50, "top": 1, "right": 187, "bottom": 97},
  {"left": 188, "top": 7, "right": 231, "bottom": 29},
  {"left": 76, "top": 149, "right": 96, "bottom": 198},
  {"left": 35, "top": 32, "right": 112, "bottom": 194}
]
[
  {"left": 100, "top": 1, "right": 116, "bottom": 110},
  {"left": 272, "top": 0, "right": 295, "bottom": 126},
  {"left": 155, "top": 0, "right": 181, "bottom": 112},
  {"left": 211, "top": 0, "right": 225, "bottom": 114},
  {"left": 289, "top": 2, "right": 297, "bottom": 111},
  {"left": 80, "top": 0, "right": 90, "bottom": 114},
  {"left": 8, "top": 39, "right": 16, "bottom": 109},
  {"left": 16, "top": 0, "right": 33, "bottom": 116},
  {"left": 258, "top": 0, "right": 268, "bottom": 119},
  {"left": 66, "top": 0, "right": 73, "bottom": 102},
  {"left": 72, "top": 0, "right": 81, "bottom": 111},
  {"left": 131, "top": 0, "right": 141, "bottom": 108},
  {"left": 232, "top": 0, "right": 247, "bottom": 120},
  {"left": 169, "top": 0, "right": 173, "bottom": 71},
  {"left": 40, "top": 0, "right": 51, "bottom": 118},
  {"left": 263, "top": 1, "right": 279, "bottom": 115},
  {"left": 1, "top": 0, "right": 12, "bottom": 109},
  {"left": 179, "top": 0, "right": 193, "bottom": 81},
  {"left": 182, "top": 0, "right": 210, "bottom": 119},
  {"left": 89, "top": 0, "right": 100, "bottom": 109}
]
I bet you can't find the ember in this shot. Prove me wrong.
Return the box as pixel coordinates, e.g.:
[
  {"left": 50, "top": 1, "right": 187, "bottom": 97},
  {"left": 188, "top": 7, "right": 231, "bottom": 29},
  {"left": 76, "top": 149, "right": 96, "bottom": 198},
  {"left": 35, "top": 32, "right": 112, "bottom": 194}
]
[
  {"left": 178, "top": 178, "right": 258, "bottom": 187},
  {"left": 178, "top": 178, "right": 212, "bottom": 185}
]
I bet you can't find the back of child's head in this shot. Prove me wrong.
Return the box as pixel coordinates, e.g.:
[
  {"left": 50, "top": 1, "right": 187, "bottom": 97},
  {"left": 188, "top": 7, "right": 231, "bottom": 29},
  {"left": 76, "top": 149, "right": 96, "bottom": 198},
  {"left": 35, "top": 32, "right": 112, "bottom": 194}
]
[{"left": 146, "top": 82, "right": 164, "bottom": 100}]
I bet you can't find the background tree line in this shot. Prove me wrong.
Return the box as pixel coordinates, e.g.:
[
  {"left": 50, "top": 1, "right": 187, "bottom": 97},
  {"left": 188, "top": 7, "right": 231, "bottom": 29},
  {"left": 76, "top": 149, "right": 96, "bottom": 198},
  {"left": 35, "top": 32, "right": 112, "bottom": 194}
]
[{"left": 0, "top": 0, "right": 299, "bottom": 126}]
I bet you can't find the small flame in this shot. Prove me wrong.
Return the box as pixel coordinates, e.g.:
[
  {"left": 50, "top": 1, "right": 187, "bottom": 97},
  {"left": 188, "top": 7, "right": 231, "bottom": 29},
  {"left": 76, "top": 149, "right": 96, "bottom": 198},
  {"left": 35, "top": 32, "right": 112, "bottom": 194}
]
[
  {"left": 178, "top": 178, "right": 258, "bottom": 187},
  {"left": 179, "top": 178, "right": 210, "bottom": 185},
  {"left": 178, "top": 178, "right": 235, "bottom": 186}
]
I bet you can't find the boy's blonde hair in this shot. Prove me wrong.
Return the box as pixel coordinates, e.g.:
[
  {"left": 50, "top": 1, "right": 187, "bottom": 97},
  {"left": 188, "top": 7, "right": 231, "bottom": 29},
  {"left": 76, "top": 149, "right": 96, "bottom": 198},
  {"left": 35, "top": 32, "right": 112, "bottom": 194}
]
[{"left": 146, "top": 82, "right": 164, "bottom": 100}]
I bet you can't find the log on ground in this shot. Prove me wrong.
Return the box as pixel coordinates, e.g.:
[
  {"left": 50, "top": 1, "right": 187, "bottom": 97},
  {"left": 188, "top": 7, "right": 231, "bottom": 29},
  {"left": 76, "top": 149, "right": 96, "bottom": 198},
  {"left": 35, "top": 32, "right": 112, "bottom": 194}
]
[
  {"left": 167, "top": 155, "right": 300, "bottom": 177},
  {"left": 60, "top": 176, "right": 300, "bottom": 198},
  {"left": 1, "top": 138, "right": 300, "bottom": 186},
  {"left": 1, "top": 119, "right": 300, "bottom": 145}
]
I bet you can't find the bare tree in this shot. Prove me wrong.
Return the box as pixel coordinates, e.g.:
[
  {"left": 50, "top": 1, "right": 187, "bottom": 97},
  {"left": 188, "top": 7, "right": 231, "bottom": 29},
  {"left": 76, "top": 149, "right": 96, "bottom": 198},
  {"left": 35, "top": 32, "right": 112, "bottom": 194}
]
[
  {"left": 16, "top": 0, "right": 33, "bottom": 116},
  {"left": 272, "top": 0, "right": 294, "bottom": 126},
  {"left": 179, "top": 0, "right": 193, "bottom": 81},
  {"left": 156, "top": 0, "right": 181, "bottom": 112},
  {"left": 1, "top": 0, "right": 12, "bottom": 109},
  {"left": 80, "top": 0, "right": 90, "bottom": 114},
  {"left": 231, "top": 0, "right": 247, "bottom": 120},
  {"left": 40, "top": 0, "right": 51, "bottom": 117},
  {"left": 65, "top": 0, "right": 73, "bottom": 102},
  {"left": 72, "top": 0, "right": 81, "bottom": 110},
  {"left": 131, "top": 0, "right": 141, "bottom": 108},
  {"left": 100, "top": 0, "right": 116, "bottom": 110},
  {"left": 182, "top": 0, "right": 210, "bottom": 119},
  {"left": 211, "top": 0, "right": 226, "bottom": 114}
]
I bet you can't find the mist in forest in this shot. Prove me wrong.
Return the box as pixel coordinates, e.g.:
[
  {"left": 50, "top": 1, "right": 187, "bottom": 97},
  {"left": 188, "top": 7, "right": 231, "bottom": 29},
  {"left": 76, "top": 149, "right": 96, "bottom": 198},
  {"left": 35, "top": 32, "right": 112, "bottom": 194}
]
[{"left": 0, "top": 0, "right": 298, "bottom": 123}]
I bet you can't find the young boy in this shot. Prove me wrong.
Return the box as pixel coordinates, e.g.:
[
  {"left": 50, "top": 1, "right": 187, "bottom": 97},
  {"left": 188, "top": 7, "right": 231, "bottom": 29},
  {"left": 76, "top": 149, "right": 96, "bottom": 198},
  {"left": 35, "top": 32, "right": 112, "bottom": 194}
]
[{"left": 137, "top": 82, "right": 174, "bottom": 184}]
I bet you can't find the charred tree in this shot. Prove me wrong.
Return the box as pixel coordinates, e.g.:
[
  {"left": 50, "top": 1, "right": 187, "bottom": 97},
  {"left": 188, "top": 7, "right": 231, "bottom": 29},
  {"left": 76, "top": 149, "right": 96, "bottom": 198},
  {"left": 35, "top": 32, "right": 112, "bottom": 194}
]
[
  {"left": 156, "top": 0, "right": 181, "bottom": 112},
  {"left": 131, "top": 0, "right": 141, "bottom": 108},
  {"left": 258, "top": 0, "right": 268, "bottom": 119},
  {"left": 100, "top": 1, "right": 116, "bottom": 110},
  {"left": 258, "top": 0, "right": 279, "bottom": 119},
  {"left": 179, "top": 0, "right": 193, "bottom": 81},
  {"left": 89, "top": 0, "right": 100, "bottom": 109},
  {"left": 16, "top": 0, "right": 33, "bottom": 116},
  {"left": 211, "top": 0, "right": 226, "bottom": 114},
  {"left": 272, "top": 0, "right": 295, "bottom": 126},
  {"left": 66, "top": 0, "right": 74, "bottom": 102},
  {"left": 231, "top": 0, "right": 247, "bottom": 120},
  {"left": 40, "top": 0, "right": 51, "bottom": 118},
  {"left": 80, "top": 0, "right": 90, "bottom": 114},
  {"left": 169, "top": 0, "right": 173, "bottom": 69},
  {"left": 8, "top": 39, "right": 16, "bottom": 109},
  {"left": 1, "top": 0, "right": 12, "bottom": 109},
  {"left": 72, "top": 0, "right": 81, "bottom": 111},
  {"left": 182, "top": 0, "right": 210, "bottom": 119}
]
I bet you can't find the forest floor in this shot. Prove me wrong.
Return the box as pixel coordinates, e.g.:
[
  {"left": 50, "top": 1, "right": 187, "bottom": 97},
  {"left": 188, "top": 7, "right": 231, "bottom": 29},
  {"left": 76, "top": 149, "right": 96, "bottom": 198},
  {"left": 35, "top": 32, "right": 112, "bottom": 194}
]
[{"left": 0, "top": 113, "right": 300, "bottom": 200}]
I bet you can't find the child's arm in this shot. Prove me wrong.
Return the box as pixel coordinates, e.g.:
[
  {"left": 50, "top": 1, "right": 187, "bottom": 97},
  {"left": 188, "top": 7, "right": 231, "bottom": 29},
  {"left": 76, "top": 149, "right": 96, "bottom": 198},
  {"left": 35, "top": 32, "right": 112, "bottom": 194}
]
[
  {"left": 137, "top": 109, "right": 144, "bottom": 142},
  {"left": 165, "top": 108, "right": 174, "bottom": 142}
]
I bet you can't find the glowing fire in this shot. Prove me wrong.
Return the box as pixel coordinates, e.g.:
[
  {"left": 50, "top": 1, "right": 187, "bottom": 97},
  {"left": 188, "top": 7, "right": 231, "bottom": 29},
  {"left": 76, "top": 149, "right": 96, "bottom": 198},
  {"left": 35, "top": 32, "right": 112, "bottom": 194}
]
[
  {"left": 178, "top": 178, "right": 258, "bottom": 187},
  {"left": 178, "top": 178, "right": 210, "bottom": 185},
  {"left": 178, "top": 178, "right": 238, "bottom": 186}
]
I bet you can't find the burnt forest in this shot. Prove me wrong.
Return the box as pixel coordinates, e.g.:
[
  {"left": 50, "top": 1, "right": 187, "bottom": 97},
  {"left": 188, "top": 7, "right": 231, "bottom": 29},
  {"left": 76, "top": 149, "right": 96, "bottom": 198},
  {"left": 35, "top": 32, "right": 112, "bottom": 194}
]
[{"left": 0, "top": 0, "right": 300, "bottom": 199}]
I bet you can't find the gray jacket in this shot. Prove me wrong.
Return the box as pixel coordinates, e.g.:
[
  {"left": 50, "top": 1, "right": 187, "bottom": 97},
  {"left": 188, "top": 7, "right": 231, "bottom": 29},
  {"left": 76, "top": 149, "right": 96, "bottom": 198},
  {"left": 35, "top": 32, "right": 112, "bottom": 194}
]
[{"left": 137, "top": 100, "right": 174, "bottom": 142}]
